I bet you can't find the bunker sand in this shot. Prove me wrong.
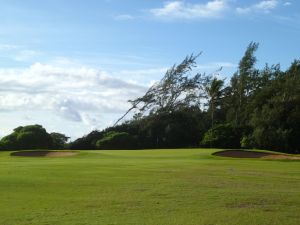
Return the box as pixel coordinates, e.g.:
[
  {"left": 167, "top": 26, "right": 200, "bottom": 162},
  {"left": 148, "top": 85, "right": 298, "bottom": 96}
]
[
  {"left": 213, "top": 150, "right": 300, "bottom": 160},
  {"left": 11, "top": 151, "right": 78, "bottom": 157}
]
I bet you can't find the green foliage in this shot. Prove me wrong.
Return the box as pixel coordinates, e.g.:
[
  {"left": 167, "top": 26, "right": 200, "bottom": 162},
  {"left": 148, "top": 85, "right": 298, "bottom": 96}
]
[
  {"left": 0, "top": 125, "right": 53, "bottom": 150},
  {"left": 204, "top": 77, "right": 224, "bottom": 128},
  {"left": 240, "top": 135, "right": 253, "bottom": 148},
  {"left": 139, "top": 108, "right": 207, "bottom": 148},
  {"left": 226, "top": 42, "right": 260, "bottom": 126},
  {"left": 0, "top": 132, "right": 18, "bottom": 150},
  {"left": 0, "top": 125, "right": 71, "bottom": 151},
  {"left": 50, "top": 132, "right": 70, "bottom": 149},
  {"left": 69, "top": 131, "right": 104, "bottom": 150},
  {"left": 200, "top": 124, "right": 241, "bottom": 148},
  {"left": 96, "top": 131, "right": 138, "bottom": 150},
  {"left": 114, "top": 53, "right": 209, "bottom": 126},
  {"left": 247, "top": 67, "right": 300, "bottom": 152},
  {"left": 104, "top": 107, "right": 208, "bottom": 149}
]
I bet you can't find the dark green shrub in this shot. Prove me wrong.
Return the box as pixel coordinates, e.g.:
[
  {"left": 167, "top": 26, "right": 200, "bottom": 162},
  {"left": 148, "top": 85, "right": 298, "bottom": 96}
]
[
  {"left": 96, "top": 131, "right": 138, "bottom": 150},
  {"left": 69, "top": 131, "right": 104, "bottom": 150},
  {"left": 240, "top": 135, "right": 253, "bottom": 148},
  {"left": 50, "top": 132, "right": 70, "bottom": 149},
  {"left": 200, "top": 124, "right": 241, "bottom": 148}
]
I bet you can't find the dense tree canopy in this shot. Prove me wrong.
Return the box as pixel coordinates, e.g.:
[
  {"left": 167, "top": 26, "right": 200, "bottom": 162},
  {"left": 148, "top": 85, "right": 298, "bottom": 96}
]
[
  {"left": 0, "top": 125, "right": 53, "bottom": 150},
  {"left": 0, "top": 125, "right": 70, "bottom": 150},
  {"left": 94, "top": 42, "right": 299, "bottom": 153},
  {"left": 96, "top": 131, "right": 138, "bottom": 150},
  {"left": 50, "top": 132, "right": 70, "bottom": 149}
]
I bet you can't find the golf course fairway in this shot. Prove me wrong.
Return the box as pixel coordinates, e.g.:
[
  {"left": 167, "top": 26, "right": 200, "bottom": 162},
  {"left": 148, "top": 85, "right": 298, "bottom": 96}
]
[{"left": 0, "top": 149, "right": 299, "bottom": 225}]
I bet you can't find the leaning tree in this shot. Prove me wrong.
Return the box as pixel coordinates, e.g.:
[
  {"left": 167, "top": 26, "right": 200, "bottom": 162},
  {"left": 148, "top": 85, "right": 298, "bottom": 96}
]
[{"left": 114, "top": 53, "right": 212, "bottom": 126}]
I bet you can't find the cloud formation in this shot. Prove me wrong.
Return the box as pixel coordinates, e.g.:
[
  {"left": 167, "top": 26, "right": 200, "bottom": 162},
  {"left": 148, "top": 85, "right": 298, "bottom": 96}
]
[
  {"left": 148, "top": 0, "right": 286, "bottom": 21},
  {"left": 150, "top": 0, "right": 228, "bottom": 20},
  {"left": 236, "top": 0, "right": 278, "bottom": 14},
  {"left": 0, "top": 62, "right": 149, "bottom": 136},
  {"left": 114, "top": 14, "right": 134, "bottom": 21}
]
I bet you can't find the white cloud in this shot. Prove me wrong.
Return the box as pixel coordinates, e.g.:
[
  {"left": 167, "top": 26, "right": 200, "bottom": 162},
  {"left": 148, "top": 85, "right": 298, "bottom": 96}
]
[
  {"left": 236, "top": 0, "right": 278, "bottom": 14},
  {"left": 0, "top": 43, "right": 43, "bottom": 63},
  {"left": 255, "top": 0, "right": 278, "bottom": 10},
  {"left": 0, "top": 44, "right": 20, "bottom": 50},
  {"left": 283, "top": 1, "right": 291, "bottom": 6},
  {"left": 150, "top": 0, "right": 228, "bottom": 20},
  {"left": 13, "top": 50, "right": 42, "bottom": 62},
  {"left": 114, "top": 14, "right": 134, "bottom": 21},
  {"left": 0, "top": 63, "right": 150, "bottom": 137}
]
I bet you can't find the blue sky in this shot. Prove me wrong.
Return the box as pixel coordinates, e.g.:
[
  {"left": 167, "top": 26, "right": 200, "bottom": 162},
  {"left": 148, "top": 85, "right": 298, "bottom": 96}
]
[{"left": 0, "top": 0, "right": 299, "bottom": 139}]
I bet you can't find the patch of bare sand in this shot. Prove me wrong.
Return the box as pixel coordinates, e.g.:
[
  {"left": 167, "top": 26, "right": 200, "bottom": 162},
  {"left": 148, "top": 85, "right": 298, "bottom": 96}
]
[
  {"left": 213, "top": 150, "right": 300, "bottom": 160},
  {"left": 11, "top": 151, "right": 78, "bottom": 157}
]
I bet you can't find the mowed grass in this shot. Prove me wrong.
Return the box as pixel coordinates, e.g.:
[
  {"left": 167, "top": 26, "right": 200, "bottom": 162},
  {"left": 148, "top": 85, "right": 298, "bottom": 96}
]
[{"left": 0, "top": 149, "right": 299, "bottom": 225}]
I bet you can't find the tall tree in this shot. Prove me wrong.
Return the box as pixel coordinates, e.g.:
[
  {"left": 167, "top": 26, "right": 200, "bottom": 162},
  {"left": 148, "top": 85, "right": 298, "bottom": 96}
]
[
  {"left": 0, "top": 125, "right": 53, "bottom": 150},
  {"left": 114, "top": 53, "right": 207, "bottom": 126},
  {"left": 50, "top": 132, "right": 70, "bottom": 149},
  {"left": 229, "top": 42, "right": 259, "bottom": 126},
  {"left": 204, "top": 77, "right": 224, "bottom": 128}
]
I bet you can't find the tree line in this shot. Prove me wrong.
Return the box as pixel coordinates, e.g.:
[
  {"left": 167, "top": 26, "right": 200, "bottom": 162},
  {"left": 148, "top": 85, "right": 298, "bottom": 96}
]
[
  {"left": 69, "top": 43, "right": 300, "bottom": 153},
  {"left": 1, "top": 43, "right": 299, "bottom": 153}
]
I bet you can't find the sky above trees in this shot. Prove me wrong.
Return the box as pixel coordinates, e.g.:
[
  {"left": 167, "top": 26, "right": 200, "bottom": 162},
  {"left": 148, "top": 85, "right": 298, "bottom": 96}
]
[{"left": 0, "top": 0, "right": 299, "bottom": 139}]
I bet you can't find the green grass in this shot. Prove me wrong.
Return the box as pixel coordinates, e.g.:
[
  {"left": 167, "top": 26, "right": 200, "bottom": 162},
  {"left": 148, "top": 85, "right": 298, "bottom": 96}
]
[{"left": 0, "top": 149, "right": 299, "bottom": 225}]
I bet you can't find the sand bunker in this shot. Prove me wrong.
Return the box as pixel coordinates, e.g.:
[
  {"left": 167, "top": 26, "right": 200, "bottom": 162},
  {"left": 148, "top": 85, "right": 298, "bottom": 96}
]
[
  {"left": 213, "top": 150, "right": 300, "bottom": 160},
  {"left": 11, "top": 151, "right": 78, "bottom": 157}
]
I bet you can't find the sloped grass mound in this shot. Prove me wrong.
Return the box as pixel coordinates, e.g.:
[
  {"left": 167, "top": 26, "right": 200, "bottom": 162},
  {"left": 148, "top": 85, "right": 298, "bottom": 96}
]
[
  {"left": 213, "top": 150, "right": 300, "bottom": 160},
  {"left": 11, "top": 150, "right": 78, "bottom": 157}
]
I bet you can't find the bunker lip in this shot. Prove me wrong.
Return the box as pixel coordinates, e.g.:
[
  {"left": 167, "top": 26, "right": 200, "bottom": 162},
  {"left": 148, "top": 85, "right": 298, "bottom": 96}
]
[
  {"left": 213, "top": 150, "right": 300, "bottom": 160},
  {"left": 10, "top": 150, "right": 78, "bottom": 157}
]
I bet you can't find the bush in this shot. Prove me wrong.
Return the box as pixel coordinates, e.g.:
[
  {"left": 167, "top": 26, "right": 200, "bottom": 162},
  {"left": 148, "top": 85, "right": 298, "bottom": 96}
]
[
  {"left": 138, "top": 108, "right": 207, "bottom": 149},
  {"left": 69, "top": 131, "right": 104, "bottom": 150},
  {"left": 50, "top": 132, "right": 70, "bottom": 149},
  {"left": 200, "top": 124, "right": 241, "bottom": 148},
  {"left": 240, "top": 135, "right": 253, "bottom": 148},
  {"left": 96, "top": 131, "right": 138, "bottom": 150},
  {"left": 251, "top": 127, "right": 292, "bottom": 153}
]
